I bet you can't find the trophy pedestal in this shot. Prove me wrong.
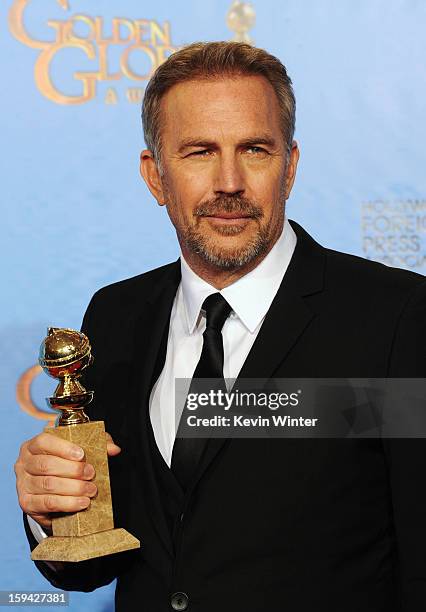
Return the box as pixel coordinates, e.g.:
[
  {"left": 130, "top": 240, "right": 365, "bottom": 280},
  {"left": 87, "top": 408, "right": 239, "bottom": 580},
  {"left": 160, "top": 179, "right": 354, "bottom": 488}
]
[
  {"left": 31, "top": 528, "right": 140, "bottom": 562},
  {"left": 31, "top": 420, "right": 140, "bottom": 562}
]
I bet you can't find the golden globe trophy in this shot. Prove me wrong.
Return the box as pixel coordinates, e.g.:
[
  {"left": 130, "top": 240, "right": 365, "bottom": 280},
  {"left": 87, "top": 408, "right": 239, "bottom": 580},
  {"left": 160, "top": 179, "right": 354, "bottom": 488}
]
[
  {"left": 31, "top": 327, "right": 140, "bottom": 562},
  {"left": 226, "top": 0, "right": 256, "bottom": 44}
]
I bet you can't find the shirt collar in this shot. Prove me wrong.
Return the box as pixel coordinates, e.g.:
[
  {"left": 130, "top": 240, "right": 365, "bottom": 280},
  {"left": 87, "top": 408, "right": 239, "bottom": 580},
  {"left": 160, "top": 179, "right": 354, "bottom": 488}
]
[{"left": 180, "top": 216, "right": 297, "bottom": 334}]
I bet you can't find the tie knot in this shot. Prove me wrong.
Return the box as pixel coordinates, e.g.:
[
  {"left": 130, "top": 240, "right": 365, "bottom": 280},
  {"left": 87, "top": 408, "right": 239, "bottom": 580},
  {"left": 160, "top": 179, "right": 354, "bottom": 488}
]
[{"left": 202, "top": 293, "right": 232, "bottom": 331}]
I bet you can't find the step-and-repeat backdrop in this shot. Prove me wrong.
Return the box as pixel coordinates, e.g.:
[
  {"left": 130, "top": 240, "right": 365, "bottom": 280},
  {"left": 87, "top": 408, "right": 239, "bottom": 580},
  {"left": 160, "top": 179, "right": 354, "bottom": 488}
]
[{"left": 1, "top": 1, "right": 425, "bottom": 609}]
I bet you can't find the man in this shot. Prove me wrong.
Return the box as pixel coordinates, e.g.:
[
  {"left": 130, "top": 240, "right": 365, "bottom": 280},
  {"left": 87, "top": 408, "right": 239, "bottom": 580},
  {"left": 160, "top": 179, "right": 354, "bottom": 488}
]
[{"left": 15, "top": 42, "right": 426, "bottom": 611}]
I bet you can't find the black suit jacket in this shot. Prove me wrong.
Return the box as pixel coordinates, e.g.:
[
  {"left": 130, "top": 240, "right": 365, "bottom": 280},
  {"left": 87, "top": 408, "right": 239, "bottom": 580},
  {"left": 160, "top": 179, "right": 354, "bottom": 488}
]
[{"left": 26, "top": 220, "right": 426, "bottom": 611}]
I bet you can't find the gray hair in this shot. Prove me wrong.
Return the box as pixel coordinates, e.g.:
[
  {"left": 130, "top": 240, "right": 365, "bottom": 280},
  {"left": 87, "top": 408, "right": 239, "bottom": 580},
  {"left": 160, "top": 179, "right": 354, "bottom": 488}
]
[{"left": 142, "top": 41, "right": 296, "bottom": 169}]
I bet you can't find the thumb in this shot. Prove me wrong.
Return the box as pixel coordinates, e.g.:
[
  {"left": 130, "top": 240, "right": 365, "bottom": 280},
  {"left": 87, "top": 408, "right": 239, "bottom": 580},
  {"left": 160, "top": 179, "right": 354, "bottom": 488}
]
[{"left": 105, "top": 431, "right": 121, "bottom": 456}]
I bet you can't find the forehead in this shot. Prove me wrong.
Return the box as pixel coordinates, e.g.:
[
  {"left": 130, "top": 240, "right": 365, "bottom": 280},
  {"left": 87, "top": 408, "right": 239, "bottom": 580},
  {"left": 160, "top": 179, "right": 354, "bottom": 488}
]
[{"left": 159, "top": 75, "right": 282, "bottom": 145}]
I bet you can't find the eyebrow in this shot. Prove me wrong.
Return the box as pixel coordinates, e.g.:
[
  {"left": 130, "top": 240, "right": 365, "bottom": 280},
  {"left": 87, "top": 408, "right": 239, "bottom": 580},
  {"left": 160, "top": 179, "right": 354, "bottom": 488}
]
[
  {"left": 239, "top": 136, "right": 277, "bottom": 148},
  {"left": 177, "top": 135, "right": 278, "bottom": 153},
  {"left": 177, "top": 139, "right": 216, "bottom": 153}
]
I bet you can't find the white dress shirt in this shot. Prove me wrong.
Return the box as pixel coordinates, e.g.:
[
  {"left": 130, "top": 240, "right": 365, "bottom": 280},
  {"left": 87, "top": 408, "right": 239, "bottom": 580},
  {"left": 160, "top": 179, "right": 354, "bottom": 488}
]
[
  {"left": 28, "top": 216, "right": 296, "bottom": 542},
  {"left": 149, "top": 216, "right": 297, "bottom": 467}
]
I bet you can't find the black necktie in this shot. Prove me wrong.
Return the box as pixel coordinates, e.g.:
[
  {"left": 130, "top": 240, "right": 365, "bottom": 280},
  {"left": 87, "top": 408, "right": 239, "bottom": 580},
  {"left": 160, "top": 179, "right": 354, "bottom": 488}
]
[{"left": 171, "top": 293, "right": 232, "bottom": 491}]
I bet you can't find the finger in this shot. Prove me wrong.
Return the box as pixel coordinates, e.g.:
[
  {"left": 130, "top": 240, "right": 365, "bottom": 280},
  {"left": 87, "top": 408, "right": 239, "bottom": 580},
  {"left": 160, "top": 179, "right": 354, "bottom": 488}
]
[
  {"left": 24, "top": 493, "right": 91, "bottom": 515},
  {"left": 27, "top": 433, "right": 84, "bottom": 461},
  {"left": 105, "top": 431, "right": 121, "bottom": 456},
  {"left": 25, "top": 454, "right": 95, "bottom": 480},
  {"left": 28, "top": 513, "right": 53, "bottom": 533},
  {"left": 26, "top": 474, "right": 97, "bottom": 498},
  {"left": 107, "top": 442, "right": 121, "bottom": 456}
]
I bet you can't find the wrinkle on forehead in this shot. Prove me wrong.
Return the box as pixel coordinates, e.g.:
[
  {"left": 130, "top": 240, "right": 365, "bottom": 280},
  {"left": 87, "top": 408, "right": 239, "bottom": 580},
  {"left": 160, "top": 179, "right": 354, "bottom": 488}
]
[{"left": 160, "top": 75, "right": 283, "bottom": 150}]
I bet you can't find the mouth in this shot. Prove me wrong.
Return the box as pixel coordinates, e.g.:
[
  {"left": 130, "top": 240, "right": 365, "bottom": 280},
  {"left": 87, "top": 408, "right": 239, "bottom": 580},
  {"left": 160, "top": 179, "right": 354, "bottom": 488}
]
[
  {"left": 207, "top": 212, "right": 251, "bottom": 218},
  {"left": 201, "top": 212, "right": 254, "bottom": 224}
]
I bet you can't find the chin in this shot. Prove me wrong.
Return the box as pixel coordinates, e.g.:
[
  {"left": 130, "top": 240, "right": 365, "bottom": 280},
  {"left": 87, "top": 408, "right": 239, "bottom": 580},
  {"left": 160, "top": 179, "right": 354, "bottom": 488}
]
[
  {"left": 182, "top": 222, "right": 271, "bottom": 269},
  {"left": 196, "top": 237, "right": 269, "bottom": 270}
]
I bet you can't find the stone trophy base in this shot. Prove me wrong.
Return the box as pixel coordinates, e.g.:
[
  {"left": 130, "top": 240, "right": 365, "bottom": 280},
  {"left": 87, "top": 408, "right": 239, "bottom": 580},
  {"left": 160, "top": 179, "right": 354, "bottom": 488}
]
[
  {"left": 30, "top": 420, "right": 140, "bottom": 562},
  {"left": 31, "top": 528, "right": 140, "bottom": 562}
]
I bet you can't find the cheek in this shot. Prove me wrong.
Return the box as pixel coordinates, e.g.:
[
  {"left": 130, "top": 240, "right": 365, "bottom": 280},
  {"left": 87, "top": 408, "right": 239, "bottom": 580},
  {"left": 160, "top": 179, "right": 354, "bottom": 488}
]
[
  {"left": 249, "top": 163, "right": 285, "bottom": 194},
  {"left": 168, "top": 170, "right": 212, "bottom": 210},
  {"left": 250, "top": 176, "right": 285, "bottom": 213}
]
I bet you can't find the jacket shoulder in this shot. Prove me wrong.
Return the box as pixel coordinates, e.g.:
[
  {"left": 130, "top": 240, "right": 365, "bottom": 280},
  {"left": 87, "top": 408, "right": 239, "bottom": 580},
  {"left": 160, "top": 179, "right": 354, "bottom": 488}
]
[
  {"left": 324, "top": 245, "right": 425, "bottom": 299},
  {"left": 89, "top": 260, "right": 179, "bottom": 307},
  {"left": 80, "top": 261, "right": 180, "bottom": 334},
  {"left": 290, "top": 219, "right": 425, "bottom": 303}
]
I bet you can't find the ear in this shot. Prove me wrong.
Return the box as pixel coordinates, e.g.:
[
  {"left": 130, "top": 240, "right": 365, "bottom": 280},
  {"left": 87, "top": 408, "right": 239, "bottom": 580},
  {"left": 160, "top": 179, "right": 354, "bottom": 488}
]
[
  {"left": 140, "top": 149, "right": 166, "bottom": 205},
  {"left": 284, "top": 141, "right": 300, "bottom": 200}
]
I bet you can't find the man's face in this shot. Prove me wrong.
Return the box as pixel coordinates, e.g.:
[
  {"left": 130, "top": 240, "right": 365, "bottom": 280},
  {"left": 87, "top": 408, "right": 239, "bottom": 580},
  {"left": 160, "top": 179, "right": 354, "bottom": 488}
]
[{"left": 141, "top": 75, "right": 299, "bottom": 271}]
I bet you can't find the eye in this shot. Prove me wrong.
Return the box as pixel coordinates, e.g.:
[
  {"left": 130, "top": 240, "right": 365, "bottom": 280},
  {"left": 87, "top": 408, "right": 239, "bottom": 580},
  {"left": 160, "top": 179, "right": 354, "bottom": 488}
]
[
  {"left": 188, "top": 149, "right": 212, "bottom": 157},
  {"left": 245, "top": 146, "right": 268, "bottom": 155}
]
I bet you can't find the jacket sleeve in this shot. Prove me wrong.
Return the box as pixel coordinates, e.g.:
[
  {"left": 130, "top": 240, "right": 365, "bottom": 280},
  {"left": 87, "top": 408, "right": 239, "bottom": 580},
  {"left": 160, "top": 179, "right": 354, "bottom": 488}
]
[{"left": 383, "top": 280, "right": 426, "bottom": 609}]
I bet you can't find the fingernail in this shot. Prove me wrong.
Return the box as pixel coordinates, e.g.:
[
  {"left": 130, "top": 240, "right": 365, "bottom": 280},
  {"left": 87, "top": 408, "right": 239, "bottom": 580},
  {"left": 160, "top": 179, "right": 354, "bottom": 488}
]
[
  {"left": 83, "top": 464, "right": 95, "bottom": 479},
  {"left": 78, "top": 498, "right": 90, "bottom": 509},
  {"left": 86, "top": 484, "right": 97, "bottom": 497},
  {"left": 71, "top": 447, "right": 84, "bottom": 460}
]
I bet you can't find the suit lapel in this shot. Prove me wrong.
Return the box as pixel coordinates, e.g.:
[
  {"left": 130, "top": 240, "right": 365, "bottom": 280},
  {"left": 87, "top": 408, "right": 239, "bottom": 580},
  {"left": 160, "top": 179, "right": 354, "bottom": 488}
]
[
  {"left": 188, "top": 220, "right": 326, "bottom": 490},
  {"left": 240, "top": 219, "right": 325, "bottom": 378},
  {"left": 128, "top": 261, "right": 182, "bottom": 557},
  {"left": 127, "top": 222, "right": 327, "bottom": 538}
]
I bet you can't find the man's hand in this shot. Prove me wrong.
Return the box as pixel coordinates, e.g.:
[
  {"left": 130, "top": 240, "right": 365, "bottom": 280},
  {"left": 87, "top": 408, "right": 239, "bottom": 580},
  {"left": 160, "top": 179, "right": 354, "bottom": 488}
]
[{"left": 14, "top": 431, "right": 121, "bottom": 533}]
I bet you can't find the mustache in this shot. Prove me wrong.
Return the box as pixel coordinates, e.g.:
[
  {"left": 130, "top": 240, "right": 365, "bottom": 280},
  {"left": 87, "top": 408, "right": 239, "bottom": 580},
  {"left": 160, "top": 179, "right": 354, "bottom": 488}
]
[{"left": 194, "top": 195, "right": 264, "bottom": 219}]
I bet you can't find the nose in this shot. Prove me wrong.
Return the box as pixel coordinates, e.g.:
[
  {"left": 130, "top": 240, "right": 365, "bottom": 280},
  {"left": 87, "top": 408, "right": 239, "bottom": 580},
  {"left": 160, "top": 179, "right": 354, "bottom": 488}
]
[{"left": 213, "top": 152, "right": 245, "bottom": 196}]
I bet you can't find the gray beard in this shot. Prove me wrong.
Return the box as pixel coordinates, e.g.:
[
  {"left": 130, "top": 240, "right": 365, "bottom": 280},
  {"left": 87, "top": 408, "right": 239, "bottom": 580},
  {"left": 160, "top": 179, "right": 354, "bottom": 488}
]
[
  {"left": 173, "top": 194, "right": 280, "bottom": 270},
  {"left": 183, "top": 220, "right": 272, "bottom": 270}
]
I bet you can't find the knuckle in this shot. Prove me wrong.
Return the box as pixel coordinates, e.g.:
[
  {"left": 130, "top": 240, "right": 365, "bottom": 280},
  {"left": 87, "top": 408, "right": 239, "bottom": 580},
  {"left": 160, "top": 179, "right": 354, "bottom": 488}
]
[
  {"left": 31, "top": 433, "right": 49, "bottom": 454},
  {"left": 44, "top": 495, "right": 57, "bottom": 512},
  {"left": 34, "top": 434, "right": 45, "bottom": 449},
  {"left": 38, "top": 457, "right": 51, "bottom": 475},
  {"left": 42, "top": 476, "right": 54, "bottom": 492},
  {"left": 39, "top": 432, "right": 57, "bottom": 450},
  {"left": 13, "top": 459, "right": 21, "bottom": 476},
  {"left": 26, "top": 436, "right": 39, "bottom": 454}
]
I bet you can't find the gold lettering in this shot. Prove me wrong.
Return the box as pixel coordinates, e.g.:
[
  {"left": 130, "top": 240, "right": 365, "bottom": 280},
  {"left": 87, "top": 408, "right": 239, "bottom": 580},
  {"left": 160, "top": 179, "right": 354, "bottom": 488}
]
[
  {"left": 134, "top": 19, "right": 150, "bottom": 44},
  {"left": 9, "top": 0, "right": 52, "bottom": 49},
  {"left": 105, "top": 88, "right": 118, "bottom": 104},
  {"left": 94, "top": 17, "right": 113, "bottom": 43},
  {"left": 120, "top": 44, "right": 156, "bottom": 81},
  {"left": 69, "top": 14, "right": 96, "bottom": 42},
  {"left": 97, "top": 42, "right": 121, "bottom": 81},
  {"left": 150, "top": 20, "right": 171, "bottom": 45},
  {"left": 9, "top": 4, "right": 178, "bottom": 105},
  {"left": 134, "top": 20, "right": 171, "bottom": 46},
  {"left": 46, "top": 19, "right": 68, "bottom": 45},
  {"left": 34, "top": 40, "right": 97, "bottom": 104},
  {"left": 126, "top": 87, "right": 144, "bottom": 104},
  {"left": 111, "top": 17, "right": 136, "bottom": 44}
]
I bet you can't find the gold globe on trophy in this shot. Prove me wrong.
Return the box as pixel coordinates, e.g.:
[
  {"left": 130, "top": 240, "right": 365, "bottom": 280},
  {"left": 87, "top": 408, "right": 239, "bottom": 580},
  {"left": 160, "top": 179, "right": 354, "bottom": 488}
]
[
  {"left": 226, "top": 0, "right": 256, "bottom": 44},
  {"left": 31, "top": 328, "right": 140, "bottom": 562}
]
